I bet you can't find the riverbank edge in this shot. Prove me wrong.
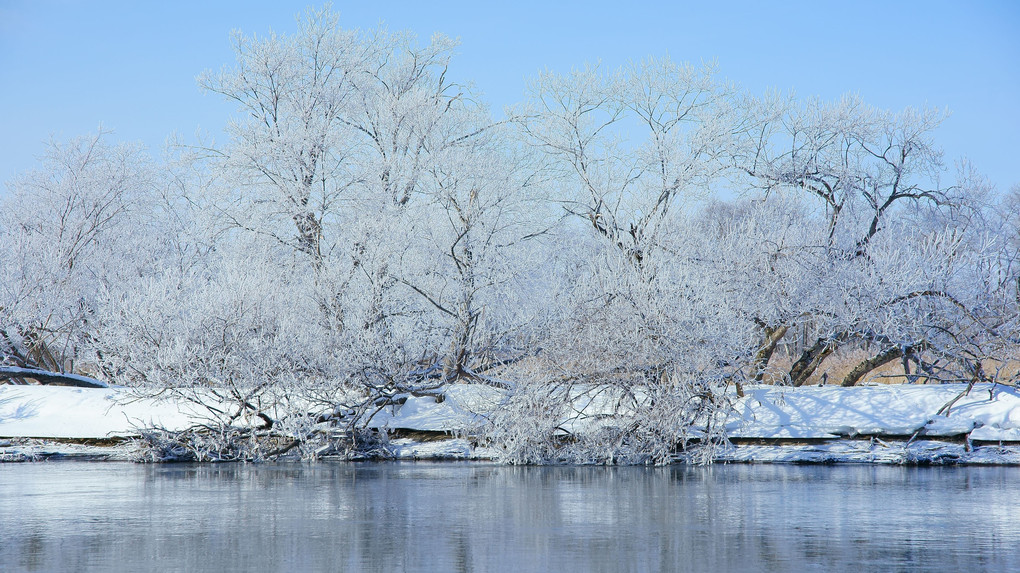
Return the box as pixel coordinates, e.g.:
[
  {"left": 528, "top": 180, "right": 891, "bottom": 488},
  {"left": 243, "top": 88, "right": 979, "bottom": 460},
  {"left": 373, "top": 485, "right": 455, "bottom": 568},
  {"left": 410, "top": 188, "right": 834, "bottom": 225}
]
[
  {"left": 5, "top": 435, "right": 1020, "bottom": 465},
  {"left": 6, "top": 382, "right": 1020, "bottom": 465}
]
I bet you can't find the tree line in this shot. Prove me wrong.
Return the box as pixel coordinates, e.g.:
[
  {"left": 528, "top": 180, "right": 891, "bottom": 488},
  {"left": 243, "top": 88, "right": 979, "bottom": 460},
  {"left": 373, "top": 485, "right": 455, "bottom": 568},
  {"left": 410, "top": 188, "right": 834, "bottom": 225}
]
[{"left": 2, "top": 7, "right": 1018, "bottom": 463}]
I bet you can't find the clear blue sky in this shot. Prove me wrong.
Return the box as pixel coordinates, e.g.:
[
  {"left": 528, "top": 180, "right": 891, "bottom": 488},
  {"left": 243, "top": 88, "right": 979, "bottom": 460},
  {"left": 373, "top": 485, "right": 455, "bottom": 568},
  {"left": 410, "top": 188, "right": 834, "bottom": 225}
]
[{"left": 1, "top": 0, "right": 1017, "bottom": 192}]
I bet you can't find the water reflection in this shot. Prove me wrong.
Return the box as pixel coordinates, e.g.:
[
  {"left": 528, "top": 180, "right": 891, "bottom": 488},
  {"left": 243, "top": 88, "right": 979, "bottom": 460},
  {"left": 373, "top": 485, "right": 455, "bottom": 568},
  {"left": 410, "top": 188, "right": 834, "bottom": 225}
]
[{"left": 1, "top": 462, "right": 1017, "bottom": 572}]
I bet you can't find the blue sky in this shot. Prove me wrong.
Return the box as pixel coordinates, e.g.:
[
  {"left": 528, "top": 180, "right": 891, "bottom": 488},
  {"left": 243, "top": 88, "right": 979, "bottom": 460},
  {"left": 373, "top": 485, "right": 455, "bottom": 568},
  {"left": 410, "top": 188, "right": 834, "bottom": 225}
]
[{"left": 1, "top": 0, "right": 1017, "bottom": 192}]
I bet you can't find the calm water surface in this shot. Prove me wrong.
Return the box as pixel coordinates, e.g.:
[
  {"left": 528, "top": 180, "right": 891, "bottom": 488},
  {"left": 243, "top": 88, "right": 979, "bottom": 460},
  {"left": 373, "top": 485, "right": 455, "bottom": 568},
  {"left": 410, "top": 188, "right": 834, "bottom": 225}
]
[{"left": 1, "top": 462, "right": 1018, "bottom": 572}]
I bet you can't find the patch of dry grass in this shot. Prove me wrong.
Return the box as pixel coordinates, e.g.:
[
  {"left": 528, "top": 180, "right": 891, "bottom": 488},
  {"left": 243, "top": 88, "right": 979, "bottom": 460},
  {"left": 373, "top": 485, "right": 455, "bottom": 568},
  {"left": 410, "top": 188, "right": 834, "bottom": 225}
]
[{"left": 763, "top": 350, "right": 1020, "bottom": 386}]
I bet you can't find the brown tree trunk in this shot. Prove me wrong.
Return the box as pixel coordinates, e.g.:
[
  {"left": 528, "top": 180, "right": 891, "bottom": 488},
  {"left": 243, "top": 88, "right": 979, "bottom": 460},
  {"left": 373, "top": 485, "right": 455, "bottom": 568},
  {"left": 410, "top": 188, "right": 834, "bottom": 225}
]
[
  {"left": 789, "top": 334, "right": 843, "bottom": 387},
  {"left": 753, "top": 325, "right": 789, "bottom": 382},
  {"left": 840, "top": 342, "right": 930, "bottom": 387},
  {"left": 840, "top": 346, "right": 904, "bottom": 387}
]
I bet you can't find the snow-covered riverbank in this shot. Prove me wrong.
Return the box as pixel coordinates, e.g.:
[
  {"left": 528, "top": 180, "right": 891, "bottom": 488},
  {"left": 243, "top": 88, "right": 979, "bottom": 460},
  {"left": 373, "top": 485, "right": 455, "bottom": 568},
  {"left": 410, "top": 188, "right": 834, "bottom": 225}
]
[{"left": 3, "top": 383, "right": 1020, "bottom": 464}]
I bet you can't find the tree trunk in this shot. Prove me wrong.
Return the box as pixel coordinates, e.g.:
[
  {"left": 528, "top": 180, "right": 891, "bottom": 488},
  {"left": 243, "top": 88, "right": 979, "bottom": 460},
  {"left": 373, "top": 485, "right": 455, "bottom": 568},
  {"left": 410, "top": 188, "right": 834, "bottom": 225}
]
[
  {"left": 789, "top": 334, "right": 843, "bottom": 387},
  {"left": 840, "top": 342, "right": 930, "bottom": 387},
  {"left": 753, "top": 325, "right": 789, "bottom": 382},
  {"left": 0, "top": 366, "right": 110, "bottom": 388},
  {"left": 840, "top": 346, "right": 904, "bottom": 387},
  {"left": 292, "top": 210, "right": 323, "bottom": 268}
]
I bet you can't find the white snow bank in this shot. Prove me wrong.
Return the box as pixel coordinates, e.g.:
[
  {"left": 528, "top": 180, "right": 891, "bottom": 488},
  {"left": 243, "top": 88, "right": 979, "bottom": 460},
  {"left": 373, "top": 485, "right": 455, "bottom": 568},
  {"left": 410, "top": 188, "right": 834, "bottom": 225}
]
[
  {"left": 726, "top": 383, "right": 1020, "bottom": 440},
  {"left": 0, "top": 385, "right": 203, "bottom": 439},
  {"left": 366, "top": 384, "right": 503, "bottom": 432},
  {"left": 4, "top": 382, "right": 1020, "bottom": 447}
]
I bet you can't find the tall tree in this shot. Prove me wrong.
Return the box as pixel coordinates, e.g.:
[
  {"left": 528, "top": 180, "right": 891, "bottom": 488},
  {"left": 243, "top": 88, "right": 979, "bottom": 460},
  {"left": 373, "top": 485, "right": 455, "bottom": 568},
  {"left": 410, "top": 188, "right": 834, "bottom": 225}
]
[
  {"left": 519, "top": 58, "right": 742, "bottom": 268},
  {"left": 0, "top": 131, "right": 154, "bottom": 380}
]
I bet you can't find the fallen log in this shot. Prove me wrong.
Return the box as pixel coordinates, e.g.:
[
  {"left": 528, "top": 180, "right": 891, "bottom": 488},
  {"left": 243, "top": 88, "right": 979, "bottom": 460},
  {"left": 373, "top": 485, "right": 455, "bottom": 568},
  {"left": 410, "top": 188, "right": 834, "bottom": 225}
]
[{"left": 0, "top": 366, "right": 110, "bottom": 388}]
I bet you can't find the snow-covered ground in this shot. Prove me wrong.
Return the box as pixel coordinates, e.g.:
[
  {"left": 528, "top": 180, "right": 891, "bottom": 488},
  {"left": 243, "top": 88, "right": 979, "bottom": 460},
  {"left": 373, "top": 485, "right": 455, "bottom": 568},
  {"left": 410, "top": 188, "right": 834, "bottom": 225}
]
[
  {"left": 727, "top": 383, "right": 1020, "bottom": 441},
  {"left": 0, "top": 385, "right": 206, "bottom": 439},
  {"left": 3, "top": 382, "right": 1020, "bottom": 463}
]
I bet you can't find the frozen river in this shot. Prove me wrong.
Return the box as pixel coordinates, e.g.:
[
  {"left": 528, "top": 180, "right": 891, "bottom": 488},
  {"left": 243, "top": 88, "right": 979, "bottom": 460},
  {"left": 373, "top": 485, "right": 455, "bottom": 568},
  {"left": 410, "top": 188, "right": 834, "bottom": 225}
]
[{"left": 1, "top": 462, "right": 1018, "bottom": 572}]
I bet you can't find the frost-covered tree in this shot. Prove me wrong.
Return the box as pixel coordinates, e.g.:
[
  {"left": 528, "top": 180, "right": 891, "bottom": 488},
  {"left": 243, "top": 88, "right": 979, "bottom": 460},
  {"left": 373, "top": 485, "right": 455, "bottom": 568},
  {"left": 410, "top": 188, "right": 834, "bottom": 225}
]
[
  {"left": 197, "top": 7, "right": 374, "bottom": 265},
  {"left": 727, "top": 94, "right": 1004, "bottom": 387},
  {"left": 487, "top": 58, "right": 751, "bottom": 464},
  {"left": 182, "top": 7, "right": 552, "bottom": 453},
  {"left": 0, "top": 132, "right": 156, "bottom": 385},
  {"left": 402, "top": 126, "right": 549, "bottom": 383},
  {"left": 738, "top": 95, "right": 952, "bottom": 253},
  {"left": 518, "top": 58, "right": 744, "bottom": 267}
]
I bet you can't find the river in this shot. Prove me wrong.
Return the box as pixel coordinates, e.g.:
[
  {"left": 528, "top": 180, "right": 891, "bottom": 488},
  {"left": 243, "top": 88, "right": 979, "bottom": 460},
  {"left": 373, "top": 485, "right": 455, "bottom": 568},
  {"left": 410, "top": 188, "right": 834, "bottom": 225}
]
[{"left": 1, "top": 462, "right": 1017, "bottom": 571}]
